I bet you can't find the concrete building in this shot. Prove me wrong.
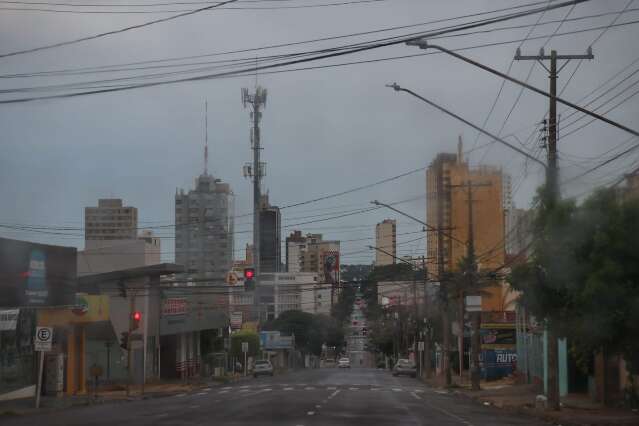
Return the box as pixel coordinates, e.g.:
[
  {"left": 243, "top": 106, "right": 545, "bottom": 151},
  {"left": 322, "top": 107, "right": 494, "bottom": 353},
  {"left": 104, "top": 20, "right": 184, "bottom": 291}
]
[
  {"left": 77, "top": 230, "right": 161, "bottom": 276},
  {"left": 259, "top": 194, "right": 281, "bottom": 272},
  {"left": 84, "top": 199, "right": 137, "bottom": 246},
  {"left": 425, "top": 138, "right": 506, "bottom": 311},
  {"left": 175, "top": 174, "right": 234, "bottom": 280},
  {"left": 375, "top": 219, "right": 397, "bottom": 265}
]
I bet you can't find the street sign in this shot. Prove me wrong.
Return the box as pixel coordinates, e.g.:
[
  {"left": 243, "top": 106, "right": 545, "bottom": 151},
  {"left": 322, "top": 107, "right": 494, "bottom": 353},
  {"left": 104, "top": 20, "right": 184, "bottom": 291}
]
[
  {"left": 34, "top": 327, "right": 53, "bottom": 352},
  {"left": 418, "top": 341, "right": 425, "bottom": 351},
  {"left": 465, "top": 295, "right": 482, "bottom": 312},
  {"left": 241, "top": 342, "right": 249, "bottom": 353}
]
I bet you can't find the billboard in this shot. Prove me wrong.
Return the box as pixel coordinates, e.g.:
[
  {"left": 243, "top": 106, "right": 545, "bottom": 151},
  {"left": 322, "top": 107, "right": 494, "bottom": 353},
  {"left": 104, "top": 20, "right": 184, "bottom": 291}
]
[
  {"left": 0, "top": 237, "right": 77, "bottom": 307},
  {"left": 259, "top": 330, "right": 294, "bottom": 350},
  {"left": 321, "top": 251, "right": 339, "bottom": 285}
]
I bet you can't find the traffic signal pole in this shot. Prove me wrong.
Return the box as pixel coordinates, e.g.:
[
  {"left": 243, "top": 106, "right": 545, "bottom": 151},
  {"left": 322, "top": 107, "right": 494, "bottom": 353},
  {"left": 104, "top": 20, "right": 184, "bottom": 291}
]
[{"left": 126, "top": 294, "right": 135, "bottom": 397}]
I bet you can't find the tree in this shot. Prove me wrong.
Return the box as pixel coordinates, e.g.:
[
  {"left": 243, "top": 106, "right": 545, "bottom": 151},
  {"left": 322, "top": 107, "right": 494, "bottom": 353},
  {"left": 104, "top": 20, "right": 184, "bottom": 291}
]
[
  {"left": 230, "top": 330, "right": 260, "bottom": 359},
  {"left": 264, "top": 310, "right": 345, "bottom": 356}
]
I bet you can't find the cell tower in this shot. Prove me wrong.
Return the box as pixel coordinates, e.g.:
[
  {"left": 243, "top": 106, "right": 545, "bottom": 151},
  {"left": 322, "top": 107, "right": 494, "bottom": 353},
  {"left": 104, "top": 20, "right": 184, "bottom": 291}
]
[{"left": 242, "top": 86, "right": 267, "bottom": 293}]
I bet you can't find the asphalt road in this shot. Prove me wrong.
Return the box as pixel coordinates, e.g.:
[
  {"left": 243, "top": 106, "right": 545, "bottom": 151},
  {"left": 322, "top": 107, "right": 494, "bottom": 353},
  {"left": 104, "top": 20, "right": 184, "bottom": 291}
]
[{"left": 3, "top": 368, "right": 548, "bottom": 426}]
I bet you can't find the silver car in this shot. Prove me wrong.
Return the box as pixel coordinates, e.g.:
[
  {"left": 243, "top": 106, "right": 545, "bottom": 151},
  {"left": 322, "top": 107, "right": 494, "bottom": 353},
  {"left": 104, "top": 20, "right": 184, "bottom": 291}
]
[
  {"left": 392, "top": 359, "right": 417, "bottom": 378},
  {"left": 253, "top": 359, "right": 274, "bottom": 377}
]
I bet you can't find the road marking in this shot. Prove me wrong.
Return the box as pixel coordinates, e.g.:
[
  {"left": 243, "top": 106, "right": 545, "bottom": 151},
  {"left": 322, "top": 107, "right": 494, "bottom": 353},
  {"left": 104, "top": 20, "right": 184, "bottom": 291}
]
[
  {"left": 284, "top": 387, "right": 294, "bottom": 391},
  {"left": 264, "top": 388, "right": 272, "bottom": 392},
  {"left": 218, "top": 390, "right": 229, "bottom": 394},
  {"left": 299, "top": 383, "right": 307, "bottom": 386},
  {"left": 349, "top": 387, "right": 359, "bottom": 391},
  {"left": 410, "top": 392, "right": 422, "bottom": 400},
  {"left": 305, "top": 386, "right": 315, "bottom": 390},
  {"left": 326, "top": 386, "right": 337, "bottom": 390},
  {"left": 328, "top": 389, "right": 340, "bottom": 399},
  {"left": 240, "top": 385, "right": 250, "bottom": 389},
  {"left": 203, "top": 388, "right": 212, "bottom": 392},
  {"left": 175, "top": 393, "right": 187, "bottom": 397},
  {"left": 221, "top": 387, "right": 232, "bottom": 390},
  {"left": 414, "top": 389, "right": 425, "bottom": 393},
  {"left": 315, "top": 405, "right": 321, "bottom": 408},
  {"left": 307, "top": 411, "right": 315, "bottom": 416},
  {"left": 322, "top": 400, "right": 328, "bottom": 403},
  {"left": 392, "top": 388, "right": 403, "bottom": 392},
  {"left": 371, "top": 388, "right": 381, "bottom": 391},
  {"left": 195, "top": 392, "right": 207, "bottom": 396},
  {"left": 239, "top": 389, "right": 250, "bottom": 393}
]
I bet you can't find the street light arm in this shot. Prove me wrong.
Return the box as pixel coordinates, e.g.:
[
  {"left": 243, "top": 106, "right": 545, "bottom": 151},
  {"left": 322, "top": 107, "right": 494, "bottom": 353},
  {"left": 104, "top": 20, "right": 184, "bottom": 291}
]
[
  {"left": 386, "top": 83, "right": 547, "bottom": 168},
  {"left": 410, "top": 42, "right": 639, "bottom": 139}
]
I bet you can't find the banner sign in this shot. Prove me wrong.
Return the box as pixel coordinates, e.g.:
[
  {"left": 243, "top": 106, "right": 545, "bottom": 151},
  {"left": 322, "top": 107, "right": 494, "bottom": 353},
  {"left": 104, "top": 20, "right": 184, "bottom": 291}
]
[
  {"left": 322, "top": 251, "right": 339, "bottom": 284},
  {"left": 230, "top": 312, "right": 243, "bottom": 329},
  {"left": 162, "top": 298, "right": 187, "bottom": 316},
  {"left": 0, "top": 309, "right": 19, "bottom": 330}
]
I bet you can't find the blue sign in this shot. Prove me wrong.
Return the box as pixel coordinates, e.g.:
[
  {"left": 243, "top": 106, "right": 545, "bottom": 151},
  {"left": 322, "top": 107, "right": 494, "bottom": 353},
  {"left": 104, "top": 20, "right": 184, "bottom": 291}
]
[{"left": 481, "top": 349, "right": 517, "bottom": 381}]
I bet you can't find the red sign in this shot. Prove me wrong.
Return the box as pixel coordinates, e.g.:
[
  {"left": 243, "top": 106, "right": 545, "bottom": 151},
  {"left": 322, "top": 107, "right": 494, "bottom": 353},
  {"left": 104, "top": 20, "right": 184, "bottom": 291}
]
[{"left": 162, "top": 298, "right": 187, "bottom": 316}]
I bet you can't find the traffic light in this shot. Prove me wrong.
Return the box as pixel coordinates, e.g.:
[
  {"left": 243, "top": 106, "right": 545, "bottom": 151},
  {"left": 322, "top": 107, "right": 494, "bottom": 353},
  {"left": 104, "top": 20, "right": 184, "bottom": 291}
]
[
  {"left": 120, "top": 331, "right": 129, "bottom": 350},
  {"left": 243, "top": 268, "right": 255, "bottom": 291},
  {"left": 131, "top": 311, "right": 142, "bottom": 330}
]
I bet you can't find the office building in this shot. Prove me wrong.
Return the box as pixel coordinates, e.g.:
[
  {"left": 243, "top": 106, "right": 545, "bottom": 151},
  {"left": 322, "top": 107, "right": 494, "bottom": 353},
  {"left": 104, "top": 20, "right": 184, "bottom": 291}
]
[
  {"left": 84, "top": 199, "right": 137, "bottom": 247},
  {"left": 175, "top": 174, "right": 234, "bottom": 280},
  {"left": 375, "top": 219, "right": 397, "bottom": 265},
  {"left": 259, "top": 194, "right": 281, "bottom": 272}
]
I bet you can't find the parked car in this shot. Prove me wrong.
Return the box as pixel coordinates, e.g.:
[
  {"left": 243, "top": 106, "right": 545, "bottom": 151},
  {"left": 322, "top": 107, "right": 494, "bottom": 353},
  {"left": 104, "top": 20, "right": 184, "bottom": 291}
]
[
  {"left": 392, "top": 359, "right": 417, "bottom": 378},
  {"left": 253, "top": 360, "right": 274, "bottom": 377},
  {"left": 338, "top": 357, "right": 351, "bottom": 368}
]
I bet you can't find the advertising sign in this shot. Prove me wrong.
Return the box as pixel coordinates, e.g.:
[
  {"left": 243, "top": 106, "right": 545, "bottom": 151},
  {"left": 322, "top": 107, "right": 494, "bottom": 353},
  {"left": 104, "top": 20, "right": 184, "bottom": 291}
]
[
  {"left": 162, "top": 298, "right": 187, "bottom": 316},
  {"left": 322, "top": 251, "right": 339, "bottom": 284},
  {"left": 230, "top": 312, "right": 243, "bottom": 329},
  {"left": 0, "top": 309, "right": 19, "bottom": 331},
  {"left": 259, "top": 331, "right": 294, "bottom": 350},
  {"left": 480, "top": 328, "right": 516, "bottom": 349},
  {"left": 481, "top": 349, "right": 517, "bottom": 380}
]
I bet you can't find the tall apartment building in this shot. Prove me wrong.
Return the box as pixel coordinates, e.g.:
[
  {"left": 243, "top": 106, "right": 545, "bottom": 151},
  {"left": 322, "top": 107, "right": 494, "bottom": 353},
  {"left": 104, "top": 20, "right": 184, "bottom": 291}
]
[
  {"left": 84, "top": 199, "right": 137, "bottom": 247},
  {"left": 259, "top": 194, "right": 281, "bottom": 272},
  {"left": 285, "top": 231, "right": 339, "bottom": 283},
  {"left": 375, "top": 219, "right": 397, "bottom": 265},
  {"left": 426, "top": 138, "right": 505, "bottom": 311},
  {"left": 175, "top": 174, "right": 234, "bottom": 279}
]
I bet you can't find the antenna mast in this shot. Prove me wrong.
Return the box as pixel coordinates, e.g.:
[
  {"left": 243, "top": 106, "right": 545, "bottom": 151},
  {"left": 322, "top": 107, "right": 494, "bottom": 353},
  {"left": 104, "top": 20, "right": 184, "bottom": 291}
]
[{"left": 204, "top": 100, "right": 209, "bottom": 175}]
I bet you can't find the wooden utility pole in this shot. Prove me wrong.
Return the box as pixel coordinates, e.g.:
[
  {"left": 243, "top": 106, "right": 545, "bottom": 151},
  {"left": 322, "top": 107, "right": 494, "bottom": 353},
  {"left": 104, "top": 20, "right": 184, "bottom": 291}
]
[
  {"left": 515, "top": 47, "right": 593, "bottom": 410},
  {"left": 422, "top": 256, "right": 431, "bottom": 379},
  {"left": 436, "top": 161, "right": 452, "bottom": 386}
]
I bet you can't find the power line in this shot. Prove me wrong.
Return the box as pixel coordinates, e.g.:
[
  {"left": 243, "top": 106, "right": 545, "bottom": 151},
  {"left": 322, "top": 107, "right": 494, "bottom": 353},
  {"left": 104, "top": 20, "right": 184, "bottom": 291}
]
[{"left": 0, "top": 0, "right": 239, "bottom": 59}]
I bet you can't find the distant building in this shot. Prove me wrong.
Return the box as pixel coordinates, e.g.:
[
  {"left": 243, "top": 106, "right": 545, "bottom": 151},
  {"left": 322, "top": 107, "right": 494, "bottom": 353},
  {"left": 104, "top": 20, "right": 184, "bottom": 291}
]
[
  {"left": 175, "top": 174, "right": 234, "bottom": 279},
  {"left": 505, "top": 208, "right": 533, "bottom": 258},
  {"left": 375, "top": 219, "right": 397, "bottom": 265},
  {"left": 259, "top": 194, "right": 281, "bottom": 272},
  {"left": 285, "top": 230, "right": 306, "bottom": 273},
  {"left": 84, "top": 199, "right": 137, "bottom": 246},
  {"left": 426, "top": 136, "right": 506, "bottom": 311},
  {"left": 77, "top": 230, "right": 161, "bottom": 276}
]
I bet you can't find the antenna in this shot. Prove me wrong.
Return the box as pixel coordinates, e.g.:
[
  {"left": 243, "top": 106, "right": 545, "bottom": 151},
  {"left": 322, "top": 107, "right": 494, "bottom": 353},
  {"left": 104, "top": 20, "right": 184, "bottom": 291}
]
[{"left": 204, "top": 100, "right": 209, "bottom": 175}]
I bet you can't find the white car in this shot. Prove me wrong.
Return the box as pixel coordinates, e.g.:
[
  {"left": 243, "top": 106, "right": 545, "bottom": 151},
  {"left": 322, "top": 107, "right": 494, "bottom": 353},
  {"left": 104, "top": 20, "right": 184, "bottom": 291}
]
[
  {"left": 338, "top": 358, "right": 351, "bottom": 368},
  {"left": 253, "top": 360, "right": 274, "bottom": 377}
]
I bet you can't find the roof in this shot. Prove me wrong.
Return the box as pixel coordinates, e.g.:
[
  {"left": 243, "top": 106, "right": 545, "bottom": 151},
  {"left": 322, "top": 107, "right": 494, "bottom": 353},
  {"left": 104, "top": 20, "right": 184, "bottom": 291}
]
[{"left": 78, "top": 263, "right": 184, "bottom": 287}]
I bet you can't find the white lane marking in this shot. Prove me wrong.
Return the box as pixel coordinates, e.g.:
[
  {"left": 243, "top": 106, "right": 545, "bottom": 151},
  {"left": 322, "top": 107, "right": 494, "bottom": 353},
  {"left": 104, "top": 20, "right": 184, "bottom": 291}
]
[
  {"left": 326, "top": 386, "right": 337, "bottom": 390},
  {"left": 218, "top": 390, "right": 229, "bottom": 394},
  {"left": 221, "top": 387, "right": 232, "bottom": 390},
  {"left": 349, "top": 387, "right": 359, "bottom": 391},
  {"left": 263, "top": 388, "right": 272, "bottom": 392},
  {"left": 328, "top": 389, "right": 341, "bottom": 399},
  {"left": 392, "top": 388, "right": 402, "bottom": 392},
  {"left": 305, "top": 387, "right": 315, "bottom": 390},
  {"left": 410, "top": 392, "right": 422, "bottom": 400},
  {"left": 307, "top": 411, "right": 315, "bottom": 416},
  {"left": 371, "top": 388, "right": 381, "bottom": 391},
  {"left": 189, "top": 405, "right": 200, "bottom": 409},
  {"left": 315, "top": 405, "right": 321, "bottom": 408},
  {"left": 284, "top": 387, "right": 294, "bottom": 391},
  {"left": 435, "top": 390, "right": 448, "bottom": 395},
  {"left": 414, "top": 389, "right": 425, "bottom": 393},
  {"left": 299, "top": 383, "right": 307, "bottom": 386},
  {"left": 195, "top": 392, "right": 207, "bottom": 396},
  {"left": 203, "top": 388, "right": 212, "bottom": 392},
  {"left": 175, "top": 393, "right": 187, "bottom": 397},
  {"left": 240, "top": 385, "right": 250, "bottom": 389}
]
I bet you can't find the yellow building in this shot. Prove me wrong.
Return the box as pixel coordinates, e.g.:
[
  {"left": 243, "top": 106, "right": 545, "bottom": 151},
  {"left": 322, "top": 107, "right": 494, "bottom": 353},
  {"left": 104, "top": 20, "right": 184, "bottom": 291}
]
[{"left": 426, "top": 138, "right": 507, "bottom": 312}]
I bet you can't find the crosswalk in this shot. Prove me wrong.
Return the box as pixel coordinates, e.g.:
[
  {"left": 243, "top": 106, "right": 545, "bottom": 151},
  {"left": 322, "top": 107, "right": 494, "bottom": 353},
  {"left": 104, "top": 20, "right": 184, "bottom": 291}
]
[{"left": 180, "top": 384, "right": 430, "bottom": 395}]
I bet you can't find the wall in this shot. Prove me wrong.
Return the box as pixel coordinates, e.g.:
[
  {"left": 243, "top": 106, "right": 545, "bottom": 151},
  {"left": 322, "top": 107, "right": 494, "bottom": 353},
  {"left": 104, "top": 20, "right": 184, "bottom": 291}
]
[{"left": 77, "top": 239, "right": 160, "bottom": 276}]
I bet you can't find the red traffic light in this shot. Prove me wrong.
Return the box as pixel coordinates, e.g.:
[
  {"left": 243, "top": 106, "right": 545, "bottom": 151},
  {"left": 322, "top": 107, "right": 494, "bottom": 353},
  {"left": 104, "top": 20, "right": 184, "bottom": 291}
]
[
  {"left": 132, "top": 311, "right": 142, "bottom": 321},
  {"left": 244, "top": 268, "right": 255, "bottom": 279}
]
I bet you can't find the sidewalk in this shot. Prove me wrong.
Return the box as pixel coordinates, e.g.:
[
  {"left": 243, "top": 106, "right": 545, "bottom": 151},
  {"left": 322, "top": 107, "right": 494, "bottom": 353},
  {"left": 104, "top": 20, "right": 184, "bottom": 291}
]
[
  {"left": 424, "top": 374, "right": 639, "bottom": 426},
  {"left": 0, "top": 373, "right": 257, "bottom": 418}
]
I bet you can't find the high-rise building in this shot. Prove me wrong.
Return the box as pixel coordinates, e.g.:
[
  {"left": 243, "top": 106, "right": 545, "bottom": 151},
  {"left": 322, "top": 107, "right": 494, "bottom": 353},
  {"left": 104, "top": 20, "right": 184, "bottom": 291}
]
[
  {"left": 285, "top": 231, "right": 339, "bottom": 284},
  {"left": 84, "top": 199, "right": 137, "bottom": 247},
  {"left": 426, "top": 137, "right": 505, "bottom": 311},
  {"left": 175, "top": 174, "right": 234, "bottom": 279},
  {"left": 375, "top": 219, "right": 397, "bottom": 265},
  {"left": 259, "top": 194, "right": 281, "bottom": 272}
]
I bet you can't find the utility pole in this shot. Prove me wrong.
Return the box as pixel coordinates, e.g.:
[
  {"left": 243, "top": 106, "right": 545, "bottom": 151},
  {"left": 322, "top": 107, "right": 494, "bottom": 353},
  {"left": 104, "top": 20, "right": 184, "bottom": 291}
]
[
  {"left": 242, "top": 86, "right": 267, "bottom": 320},
  {"left": 422, "top": 255, "right": 431, "bottom": 379},
  {"left": 126, "top": 294, "right": 135, "bottom": 397},
  {"left": 515, "top": 47, "right": 593, "bottom": 410}
]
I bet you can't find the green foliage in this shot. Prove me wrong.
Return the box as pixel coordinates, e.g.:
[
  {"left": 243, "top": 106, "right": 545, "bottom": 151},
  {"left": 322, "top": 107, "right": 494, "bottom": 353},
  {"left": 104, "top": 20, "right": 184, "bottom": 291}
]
[
  {"left": 332, "top": 284, "right": 356, "bottom": 324},
  {"left": 263, "top": 310, "right": 345, "bottom": 356},
  {"left": 509, "top": 187, "right": 639, "bottom": 368},
  {"left": 230, "top": 330, "right": 260, "bottom": 358}
]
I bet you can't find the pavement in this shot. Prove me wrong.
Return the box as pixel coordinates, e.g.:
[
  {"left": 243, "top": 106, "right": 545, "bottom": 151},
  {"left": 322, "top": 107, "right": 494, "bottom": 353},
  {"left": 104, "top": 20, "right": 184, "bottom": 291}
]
[{"left": 0, "top": 368, "right": 550, "bottom": 425}]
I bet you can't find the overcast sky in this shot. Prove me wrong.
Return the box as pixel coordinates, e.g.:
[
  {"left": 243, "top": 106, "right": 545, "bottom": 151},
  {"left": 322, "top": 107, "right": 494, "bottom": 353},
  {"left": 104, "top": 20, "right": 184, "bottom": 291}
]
[{"left": 1, "top": 0, "right": 638, "bottom": 264}]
